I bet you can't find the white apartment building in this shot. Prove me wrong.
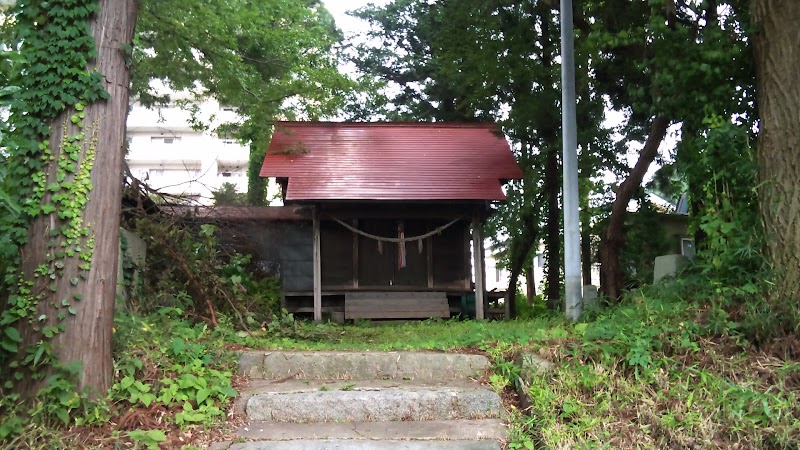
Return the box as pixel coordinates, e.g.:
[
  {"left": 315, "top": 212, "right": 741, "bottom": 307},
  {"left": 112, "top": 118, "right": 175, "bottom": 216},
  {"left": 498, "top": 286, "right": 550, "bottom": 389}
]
[{"left": 125, "top": 95, "right": 249, "bottom": 204}]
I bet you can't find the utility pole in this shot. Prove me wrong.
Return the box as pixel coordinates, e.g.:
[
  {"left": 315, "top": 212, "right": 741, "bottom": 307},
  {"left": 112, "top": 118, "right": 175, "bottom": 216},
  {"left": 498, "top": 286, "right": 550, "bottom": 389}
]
[{"left": 560, "top": 0, "right": 582, "bottom": 321}]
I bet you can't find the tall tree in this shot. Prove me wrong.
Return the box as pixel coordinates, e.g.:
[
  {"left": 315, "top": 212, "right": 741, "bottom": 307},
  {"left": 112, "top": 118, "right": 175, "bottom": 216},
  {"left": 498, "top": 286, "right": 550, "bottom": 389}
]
[
  {"left": 131, "top": 0, "right": 352, "bottom": 205},
  {"left": 2, "top": 0, "right": 137, "bottom": 397},
  {"left": 349, "top": 0, "right": 613, "bottom": 314},
  {"left": 587, "top": 0, "right": 753, "bottom": 299},
  {"left": 752, "top": 0, "right": 800, "bottom": 305}
]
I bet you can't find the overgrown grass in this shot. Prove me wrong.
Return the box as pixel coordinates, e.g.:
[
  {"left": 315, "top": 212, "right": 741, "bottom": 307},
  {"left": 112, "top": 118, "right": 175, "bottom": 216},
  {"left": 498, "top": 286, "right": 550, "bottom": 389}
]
[
  {"left": 4, "top": 274, "right": 799, "bottom": 449},
  {"left": 240, "top": 314, "right": 564, "bottom": 351},
  {"left": 234, "top": 276, "right": 800, "bottom": 449},
  {"left": 508, "top": 279, "right": 800, "bottom": 449},
  {"left": 1, "top": 307, "right": 240, "bottom": 449}
]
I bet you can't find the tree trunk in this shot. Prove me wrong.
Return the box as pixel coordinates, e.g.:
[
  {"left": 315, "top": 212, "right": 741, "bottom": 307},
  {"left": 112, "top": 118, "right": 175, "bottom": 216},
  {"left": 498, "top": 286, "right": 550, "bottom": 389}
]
[
  {"left": 247, "top": 142, "right": 269, "bottom": 205},
  {"left": 504, "top": 230, "right": 530, "bottom": 319},
  {"left": 16, "top": 0, "right": 138, "bottom": 398},
  {"left": 600, "top": 117, "right": 669, "bottom": 301},
  {"left": 526, "top": 265, "right": 536, "bottom": 303},
  {"left": 504, "top": 193, "right": 544, "bottom": 318},
  {"left": 752, "top": 0, "right": 800, "bottom": 305},
  {"left": 545, "top": 144, "right": 561, "bottom": 310},
  {"left": 537, "top": 5, "right": 561, "bottom": 311}
]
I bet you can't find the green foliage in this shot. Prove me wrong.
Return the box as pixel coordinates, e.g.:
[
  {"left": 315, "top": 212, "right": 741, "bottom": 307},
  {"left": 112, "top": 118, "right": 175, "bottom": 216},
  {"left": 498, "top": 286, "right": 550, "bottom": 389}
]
[
  {"left": 514, "top": 291, "right": 550, "bottom": 320},
  {"left": 1, "top": 305, "right": 239, "bottom": 446},
  {"left": 690, "top": 116, "right": 764, "bottom": 281},
  {"left": 1, "top": 0, "right": 105, "bottom": 269},
  {"left": 241, "top": 316, "right": 561, "bottom": 351},
  {"left": 111, "top": 307, "right": 238, "bottom": 425},
  {"left": 212, "top": 182, "right": 246, "bottom": 206},
  {"left": 128, "top": 429, "right": 167, "bottom": 450},
  {"left": 350, "top": 0, "right": 615, "bottom": 310},
  {"left": 128, "top": 218, "right": 281, "bottom": 325},
  {"left": 618, "top": 200, "right": 672, "bottom": 287},
  {"left": 514, "top": 281, "right": 800, "bottom": 448},
  {"left": 131, "top": 0, "right": 354, "bottom": 203}
]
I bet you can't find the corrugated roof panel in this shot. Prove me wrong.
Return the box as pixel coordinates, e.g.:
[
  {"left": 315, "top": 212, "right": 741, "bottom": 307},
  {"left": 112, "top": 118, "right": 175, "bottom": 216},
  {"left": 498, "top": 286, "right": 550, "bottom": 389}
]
[{"left": 260, "top": 122, "right": 522, "bottom": 201}]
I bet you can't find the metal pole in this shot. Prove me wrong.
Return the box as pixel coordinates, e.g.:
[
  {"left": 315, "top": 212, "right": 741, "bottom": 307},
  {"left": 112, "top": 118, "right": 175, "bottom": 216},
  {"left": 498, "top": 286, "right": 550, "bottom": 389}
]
[
  {"left": 312, "top": 207, "right": 322, "bottom": 323},
  {"left": 560, "top": 0, "right": 582, "bottom": 321}
]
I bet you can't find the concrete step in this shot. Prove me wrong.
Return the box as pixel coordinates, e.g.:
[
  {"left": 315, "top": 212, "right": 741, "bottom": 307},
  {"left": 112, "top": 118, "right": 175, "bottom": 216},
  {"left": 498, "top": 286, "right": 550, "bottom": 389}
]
[
  {"left": 235, "top": 379, "right": 492, "bottom": 414},
  {"left": 222, "top": 440, "right": 502, "bottom": 450},
  {"left": 238, "top": 351, "right": 490, "bottom": 382},
  {"left": 235, "top": 419, "right": 507, "bottom": 442},
  {"left": 245, "top": 385, "right": 501, "bottom": 423}
]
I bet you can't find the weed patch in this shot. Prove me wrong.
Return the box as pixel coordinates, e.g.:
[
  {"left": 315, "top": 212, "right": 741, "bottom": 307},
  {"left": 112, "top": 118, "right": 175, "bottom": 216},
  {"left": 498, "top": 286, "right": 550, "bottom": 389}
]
[
  {"left": 0, "top": 307, "right": 241, "bottom": 448},
  {"left": 512, "top": 286, "right": 800, "bottom": 449}
]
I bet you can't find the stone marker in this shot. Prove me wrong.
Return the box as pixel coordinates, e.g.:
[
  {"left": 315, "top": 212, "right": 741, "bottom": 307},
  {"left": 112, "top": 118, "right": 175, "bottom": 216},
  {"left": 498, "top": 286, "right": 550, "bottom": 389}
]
[{"left": 653, "top": 254, "right": 689, "bottom": 283}]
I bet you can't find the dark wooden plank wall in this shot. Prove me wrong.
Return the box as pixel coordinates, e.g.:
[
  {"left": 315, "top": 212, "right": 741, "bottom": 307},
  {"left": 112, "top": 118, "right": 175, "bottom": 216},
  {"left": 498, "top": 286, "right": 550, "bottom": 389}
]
[
  {"left": 219, "top": 218, "right": 470, "bottom": 294},
  {"left": 345, "top": 291, "right": 449, "bottom": 319},
  {"left": 321, "top": 220, "right": 354, "bottom": 286}
]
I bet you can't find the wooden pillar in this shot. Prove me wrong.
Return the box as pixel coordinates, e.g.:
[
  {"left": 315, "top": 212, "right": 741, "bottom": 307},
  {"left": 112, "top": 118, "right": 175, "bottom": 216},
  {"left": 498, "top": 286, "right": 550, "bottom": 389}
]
[
  {"left": 472, "top": 216, "right": 485, "bottom": 320},
  {"left": 313, "top": 207, "right": 322, "bottom": 322},
  {"left": 427, "top": 234, "right": 434, "bottom": 289},
  {"left": 353, "top": 219, "right": 359, "bottom": 289}
]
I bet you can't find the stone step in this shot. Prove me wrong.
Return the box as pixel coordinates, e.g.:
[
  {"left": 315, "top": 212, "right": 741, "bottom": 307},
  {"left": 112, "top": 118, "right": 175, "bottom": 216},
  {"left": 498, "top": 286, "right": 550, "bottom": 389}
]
[
  {"left": 238, "top": 351, "right": 489, "bottom": 382},
  {"left": 235, "top": 419, "right": 507, "bottom": 442},
  {"left": 245, "top": 385, "right": 501, "bottom": 423},
  {"left": 221, "top": 440, "right": 502, "bottom": 450}
]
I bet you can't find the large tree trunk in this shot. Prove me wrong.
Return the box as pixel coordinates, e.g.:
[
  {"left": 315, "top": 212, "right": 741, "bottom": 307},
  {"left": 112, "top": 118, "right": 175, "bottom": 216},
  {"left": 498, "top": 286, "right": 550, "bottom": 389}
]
[
  {"left": 536, "top": 5, "right": 562, "bottom": 311},
  {"left": 16, "top": 0, "right": 138, "bottom": 398},
  {"left": 526, "top": 265, "right": 536, "bottom": 303},
  {"left": 600, "top": 117, "right": 669, "bottom": 301},
  {"left": 545, "top": 144, "right": 561, "bottom": 310},
  {"left": 752, "top": 0, "right": 800, "bottom": 305}
]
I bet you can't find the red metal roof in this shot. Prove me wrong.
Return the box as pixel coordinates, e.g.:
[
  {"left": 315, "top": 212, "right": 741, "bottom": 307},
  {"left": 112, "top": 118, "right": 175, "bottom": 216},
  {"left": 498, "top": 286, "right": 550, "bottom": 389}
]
[{"left": 260, "top": 121, "right": 523, "bottom": 201}]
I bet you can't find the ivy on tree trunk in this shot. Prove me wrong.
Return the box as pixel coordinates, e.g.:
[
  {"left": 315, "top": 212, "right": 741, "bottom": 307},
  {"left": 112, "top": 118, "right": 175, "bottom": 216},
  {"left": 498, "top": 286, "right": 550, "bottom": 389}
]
[{"left": 8, "top": 0, "right": 138, "bottom": 398}]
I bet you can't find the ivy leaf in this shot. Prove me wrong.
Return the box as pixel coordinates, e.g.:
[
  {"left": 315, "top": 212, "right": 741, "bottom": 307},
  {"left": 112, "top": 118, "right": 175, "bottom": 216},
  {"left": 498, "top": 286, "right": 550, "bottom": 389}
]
[
  {"left": 4, "top": 327, "right": 21, "bottom": 343},
  {"left": 196, "top": 388, "right": 210, "bottom": 405},
  {"left": 0, "top": 341, "right": 18, "bottom": 353},
  {"left": 145, "top": 429, "right": 167, "bottom": 442}
]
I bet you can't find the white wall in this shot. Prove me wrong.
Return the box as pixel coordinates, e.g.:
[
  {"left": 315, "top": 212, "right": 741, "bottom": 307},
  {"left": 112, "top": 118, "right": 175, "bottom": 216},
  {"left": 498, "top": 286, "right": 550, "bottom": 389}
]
[
  {"left": 484, "top": 243, "right": 600, "bottom": 296},
  {"left": 125, "top": 97, "right": 249, "bottom": 204}
]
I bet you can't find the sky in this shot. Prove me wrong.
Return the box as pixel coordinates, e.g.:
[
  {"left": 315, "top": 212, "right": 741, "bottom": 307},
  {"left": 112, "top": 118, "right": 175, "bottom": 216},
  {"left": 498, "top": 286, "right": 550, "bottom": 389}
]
[{"left": 322, "top": 0, "right": 391, "bottom": 36}]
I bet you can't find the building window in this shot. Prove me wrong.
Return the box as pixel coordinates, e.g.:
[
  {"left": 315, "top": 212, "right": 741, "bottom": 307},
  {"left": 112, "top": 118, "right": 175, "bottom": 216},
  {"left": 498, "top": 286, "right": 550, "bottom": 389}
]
[
  {"left": 495, "top": 267, "right": 502, "bottom": 283},
  {"left": 681, "top": 238, "right": 695, "bottom": 258},
  {"left": 217, "top": 162, "right": 246, "bottom": 178},
  {"left": 535, "top": 253, "right": 545, "bottom": 268},
  {"left": 151, "top": 136, "right": 181, "bottom": 144}
]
